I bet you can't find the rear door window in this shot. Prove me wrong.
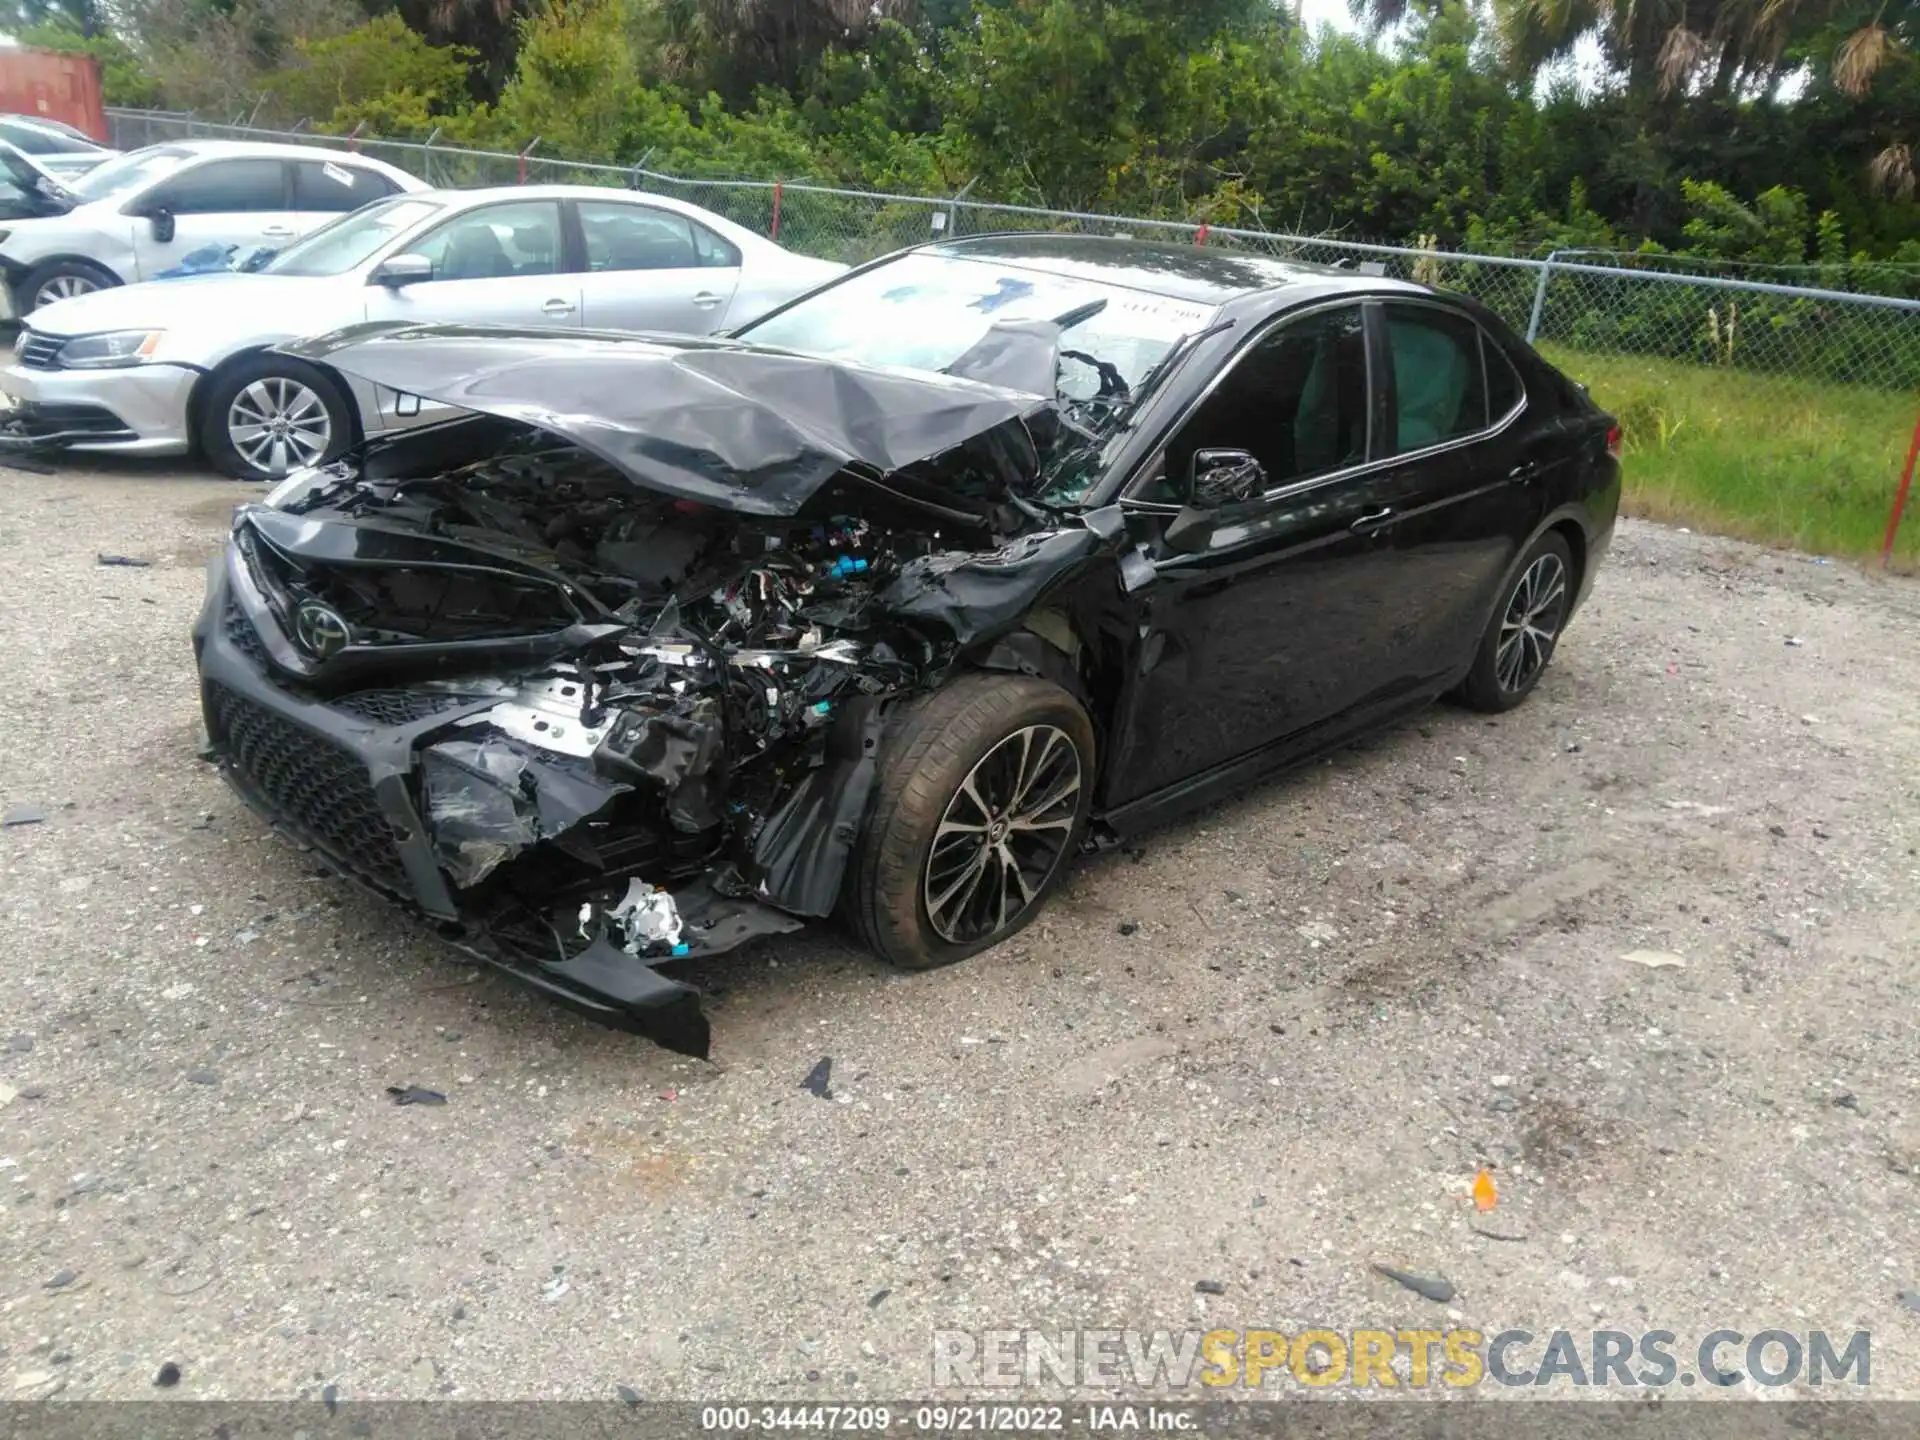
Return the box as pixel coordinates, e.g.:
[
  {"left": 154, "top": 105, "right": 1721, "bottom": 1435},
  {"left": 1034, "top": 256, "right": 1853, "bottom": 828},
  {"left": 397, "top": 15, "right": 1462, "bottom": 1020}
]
[
  {"left": 580, "top": 202, "right": 701, "bottom": 271},
  {"left": 1382, "top": 303, "right": 1489, "bottom": 453},
  {"left": 291, "top": 160, "right": 400, "bottom": 212}
]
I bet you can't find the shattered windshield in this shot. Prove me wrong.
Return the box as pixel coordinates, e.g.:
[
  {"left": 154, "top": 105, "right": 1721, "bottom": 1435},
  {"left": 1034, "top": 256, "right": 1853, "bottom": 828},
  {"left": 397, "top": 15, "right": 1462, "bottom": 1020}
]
[{"left": 739, "top": 252, "right": 1217, "bottom": 497}]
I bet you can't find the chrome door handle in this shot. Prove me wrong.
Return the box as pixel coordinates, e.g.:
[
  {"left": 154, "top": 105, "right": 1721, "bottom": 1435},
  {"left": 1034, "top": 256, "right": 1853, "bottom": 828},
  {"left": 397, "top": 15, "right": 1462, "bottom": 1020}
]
[
  {"left": 691, "top": 292, "right": 725, "bottom": 309},
  {"left": 261, "top": 227, "right": 295, "bottom": 239},
  {"left": 1508, "top": 460, "right": 1539, "bottom": 481},
  {"left": 541, "top": 298, "right": 575, "bottom": 316},
  {"left": 1350, "top": 506, "right": 1395, "bottom": 534}
]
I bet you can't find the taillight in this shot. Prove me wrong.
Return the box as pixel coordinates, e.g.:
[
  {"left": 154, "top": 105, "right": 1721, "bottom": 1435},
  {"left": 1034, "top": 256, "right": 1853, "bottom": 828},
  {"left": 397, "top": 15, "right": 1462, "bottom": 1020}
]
[{"left": 1605, "top": 425, "right": 1622, "bottom": 460}]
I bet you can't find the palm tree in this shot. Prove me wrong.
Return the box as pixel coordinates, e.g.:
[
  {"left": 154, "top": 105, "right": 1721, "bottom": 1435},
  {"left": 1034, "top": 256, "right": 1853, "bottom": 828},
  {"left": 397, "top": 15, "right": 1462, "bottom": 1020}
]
[
  {"left": 1353, "top": 0, "right": 1911, "bottom": 202},
  {"left": 1352, "top": 0, "right": 1898, "bottom": 100}
]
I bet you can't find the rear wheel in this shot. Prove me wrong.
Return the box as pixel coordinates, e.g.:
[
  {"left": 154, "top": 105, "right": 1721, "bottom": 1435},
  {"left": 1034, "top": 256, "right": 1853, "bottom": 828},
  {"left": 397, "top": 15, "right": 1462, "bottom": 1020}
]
[
  {"left": 845, "top": 673, "right": 1094, "bottom": 971},
  {"left": 1454, "top": 531, "right": 1574, "bottom": 712},
  {"left": 20, "top": 257, "right": 118, "bottom": 312},
  {"left": 199, "top": 355, "right": 355, "bottom": 481}
]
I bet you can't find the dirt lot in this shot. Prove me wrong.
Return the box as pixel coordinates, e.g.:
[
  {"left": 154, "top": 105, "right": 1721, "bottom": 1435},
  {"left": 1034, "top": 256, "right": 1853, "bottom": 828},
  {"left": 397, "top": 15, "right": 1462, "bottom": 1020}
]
[{"left": 1, "top": 460, "right": 1918, "bottom": 1403}]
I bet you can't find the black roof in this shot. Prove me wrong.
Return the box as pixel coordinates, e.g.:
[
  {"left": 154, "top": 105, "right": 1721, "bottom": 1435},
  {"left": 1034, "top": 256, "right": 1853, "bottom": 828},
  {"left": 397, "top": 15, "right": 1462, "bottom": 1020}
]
[{"left": 924, "top": 232, "right": 1357, "bottom": 305}]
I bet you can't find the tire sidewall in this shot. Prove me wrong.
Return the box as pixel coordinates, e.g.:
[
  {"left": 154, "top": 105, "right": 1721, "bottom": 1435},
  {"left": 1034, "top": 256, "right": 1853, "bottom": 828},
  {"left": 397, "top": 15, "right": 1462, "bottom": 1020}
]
[
  {"left": 861, "top": 678, "right": 1096, "bottom": 970},
  {"left": 200, "top": 356, "right": 355, "bottom": 481}
]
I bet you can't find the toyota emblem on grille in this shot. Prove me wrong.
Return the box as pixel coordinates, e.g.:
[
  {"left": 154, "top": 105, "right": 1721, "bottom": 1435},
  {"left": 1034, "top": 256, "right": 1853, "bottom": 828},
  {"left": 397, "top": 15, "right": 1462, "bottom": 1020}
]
[{"left": 294, "top": 601, "right": 352, "bottom": 660}]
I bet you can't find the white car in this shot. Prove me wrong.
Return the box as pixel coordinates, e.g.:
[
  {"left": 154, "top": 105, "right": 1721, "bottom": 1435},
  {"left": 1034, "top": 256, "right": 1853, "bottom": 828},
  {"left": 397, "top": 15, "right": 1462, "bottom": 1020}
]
[
  {"left": 0, "top": 183, "right": 847, "bottom": 478},
  {"left": 0, "top": 139, "right": 424, "bottom": 313},
  {"left": 0, "top": 115, "right": 117, "bottom": 182}
]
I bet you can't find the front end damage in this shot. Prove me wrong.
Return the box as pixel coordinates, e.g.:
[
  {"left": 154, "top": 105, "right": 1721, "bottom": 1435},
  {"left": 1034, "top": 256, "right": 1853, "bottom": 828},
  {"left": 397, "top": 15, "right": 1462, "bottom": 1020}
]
[{"left": 192, "top": 326, "right": 1128, "bottom": 1056}]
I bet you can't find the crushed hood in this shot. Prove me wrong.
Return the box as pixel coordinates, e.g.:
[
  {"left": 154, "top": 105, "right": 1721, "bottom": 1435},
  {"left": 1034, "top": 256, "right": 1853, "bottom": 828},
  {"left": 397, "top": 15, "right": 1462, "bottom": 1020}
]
[{"left": 282, "top": 323, "right": 1056, "bottom": 517}]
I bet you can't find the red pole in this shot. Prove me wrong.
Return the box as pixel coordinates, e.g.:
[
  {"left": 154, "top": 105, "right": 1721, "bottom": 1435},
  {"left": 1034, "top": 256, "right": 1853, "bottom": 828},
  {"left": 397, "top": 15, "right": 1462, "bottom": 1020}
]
[
  {"left": 1881, "top": 406, "right": 1920, "bottom": 568},
  {"left": 770, "top": 181, "right": 783, "bottom": 242},
  {"left": 1194, "top": 223, "right": 1210, "bottom": 246}
]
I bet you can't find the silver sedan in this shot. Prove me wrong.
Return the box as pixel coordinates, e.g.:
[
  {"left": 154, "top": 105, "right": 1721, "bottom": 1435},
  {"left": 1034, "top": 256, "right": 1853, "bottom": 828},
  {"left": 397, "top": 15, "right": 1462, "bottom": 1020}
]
[{"left": 0, "top": 184, "right": 846, "bottom": 478}]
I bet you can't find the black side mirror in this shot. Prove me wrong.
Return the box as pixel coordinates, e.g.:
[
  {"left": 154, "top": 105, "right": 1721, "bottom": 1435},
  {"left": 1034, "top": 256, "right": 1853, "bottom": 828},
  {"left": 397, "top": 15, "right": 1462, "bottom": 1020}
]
[
  {"left": 148, "top": 207, "right": 175, "bottom": 244},
  {"left": 1189, "top": 448, "right": 1266, "bottom": 508}
]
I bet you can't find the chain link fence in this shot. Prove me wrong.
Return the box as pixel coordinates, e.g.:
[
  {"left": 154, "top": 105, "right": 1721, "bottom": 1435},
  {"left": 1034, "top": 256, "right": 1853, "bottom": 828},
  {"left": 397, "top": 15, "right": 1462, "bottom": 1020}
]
[{"left": 103, "top": 108, "right": 1920, "bottom": 559}]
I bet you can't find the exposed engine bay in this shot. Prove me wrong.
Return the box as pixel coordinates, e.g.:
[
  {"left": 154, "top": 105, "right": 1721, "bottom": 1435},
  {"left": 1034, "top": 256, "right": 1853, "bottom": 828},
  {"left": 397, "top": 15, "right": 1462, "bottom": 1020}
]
[{"left": 205, "top": 335, "right": 1135, "bottom": 1057}]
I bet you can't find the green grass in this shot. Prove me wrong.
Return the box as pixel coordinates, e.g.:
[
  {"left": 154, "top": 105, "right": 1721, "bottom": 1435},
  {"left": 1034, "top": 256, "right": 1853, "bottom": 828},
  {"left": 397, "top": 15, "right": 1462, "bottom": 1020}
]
[{"left": 1538, "top": 344, "right": 1920, "bottom": 569}]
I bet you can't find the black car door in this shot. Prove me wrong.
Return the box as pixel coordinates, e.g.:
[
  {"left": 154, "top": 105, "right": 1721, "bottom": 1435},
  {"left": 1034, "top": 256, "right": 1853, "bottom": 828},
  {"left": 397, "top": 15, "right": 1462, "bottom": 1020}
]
[
  {"left": 1105, "top": 300, "right": 1424, "bottom": 808},
  {"left": 1361, "top": 301, "right": 1550, "bottom": 686}
]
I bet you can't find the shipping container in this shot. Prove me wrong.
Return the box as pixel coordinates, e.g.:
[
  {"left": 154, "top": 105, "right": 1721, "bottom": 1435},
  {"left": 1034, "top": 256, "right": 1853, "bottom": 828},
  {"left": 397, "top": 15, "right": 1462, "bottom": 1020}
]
[{"left": 0, "top": 47, "right": 106, "bottom": 143}]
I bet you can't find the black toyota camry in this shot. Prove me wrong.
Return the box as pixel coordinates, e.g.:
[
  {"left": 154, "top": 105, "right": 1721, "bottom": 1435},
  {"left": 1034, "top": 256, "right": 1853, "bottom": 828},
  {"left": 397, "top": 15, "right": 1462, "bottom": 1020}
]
[{"left": 193, "top": 234, "right": 1620, "bottom": 1056}]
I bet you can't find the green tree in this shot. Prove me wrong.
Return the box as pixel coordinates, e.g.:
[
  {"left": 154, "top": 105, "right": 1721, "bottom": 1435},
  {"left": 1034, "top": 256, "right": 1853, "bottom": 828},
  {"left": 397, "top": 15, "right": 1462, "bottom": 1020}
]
[{"left": 261, "top": 14, "right": 475, "bottom": 128}]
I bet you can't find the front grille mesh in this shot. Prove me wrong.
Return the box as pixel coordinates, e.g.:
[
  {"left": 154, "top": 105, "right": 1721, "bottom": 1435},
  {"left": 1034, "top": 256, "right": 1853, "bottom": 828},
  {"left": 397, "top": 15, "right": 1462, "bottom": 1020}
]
[
  {"left": 222, "top": 600, "right": 269, "bottom": 668},
  {"left": 331, "top": 688, "right": 479, "bottom": 726},
  {"left": 207, "top": 683, "right": 408, "bottom": 892},
  {"left": 16, "top": 331, "right": 61, "bottom": 370}
]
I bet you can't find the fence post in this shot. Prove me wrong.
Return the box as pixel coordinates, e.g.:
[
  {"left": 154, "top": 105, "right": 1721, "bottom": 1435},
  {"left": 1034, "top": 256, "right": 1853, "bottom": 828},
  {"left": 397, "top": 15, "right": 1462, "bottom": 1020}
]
[
  {"left": 1525, "top": 251, "right": 1557, "bottom": 343},
  {"left": 517, "top": 137, "right": 541, "bottom": 185},
  {"left": 1881, "top": 409, "right": 1920, "bottom": 568},
  {"left": 420, "top": 127, "right": 440, "bottom": 187},
  {"left": 770, "top": 181, "right": 782, "bottom": 242},
  {"left": 947, "top": 177, "right": 978, "bottom": 238}
]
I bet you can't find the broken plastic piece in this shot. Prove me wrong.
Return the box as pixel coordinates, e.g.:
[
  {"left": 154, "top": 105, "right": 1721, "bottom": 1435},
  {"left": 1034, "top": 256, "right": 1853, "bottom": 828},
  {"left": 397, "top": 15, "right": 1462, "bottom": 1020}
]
[
  {"left": 421, "top": 739, "right": 626, "bottom": 888},
  {"left": 801, "top": 1056, "right": 833, "bottom": 1099},
  {"left": 386, "top": 1085, "right": 447, "bottom": 1106},
  {"left": 606, "top": 878, "right": 685, "bottom": 953},
  {"left": 1371, "top": 1263, "right": 1457, "bottom": 1303},
  {"left": 540, "top": 936, "right": 711, "bottom": 1057}
]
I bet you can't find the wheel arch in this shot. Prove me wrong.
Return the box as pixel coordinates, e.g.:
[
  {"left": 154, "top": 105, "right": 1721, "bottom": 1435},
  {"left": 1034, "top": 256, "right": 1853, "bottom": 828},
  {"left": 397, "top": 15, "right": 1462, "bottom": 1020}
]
[
  {"left": 186, "top": 346, "right": 364, "bottom": 458},
  {"left": 1547, "top": 514, "right": 1589, "bottom": 609},
  {"left": 14, "top": 254, "right": 125, "bottom": 306},
  {"left": 959, "top": 602, "right": 1128, "bottom": 777}
]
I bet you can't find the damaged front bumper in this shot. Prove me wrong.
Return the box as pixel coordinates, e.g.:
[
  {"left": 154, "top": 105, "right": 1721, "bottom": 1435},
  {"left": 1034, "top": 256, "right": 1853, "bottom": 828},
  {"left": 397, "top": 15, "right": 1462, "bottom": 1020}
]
[{"left": 191, "top": 553, "right": 806, "bottom": 1057}]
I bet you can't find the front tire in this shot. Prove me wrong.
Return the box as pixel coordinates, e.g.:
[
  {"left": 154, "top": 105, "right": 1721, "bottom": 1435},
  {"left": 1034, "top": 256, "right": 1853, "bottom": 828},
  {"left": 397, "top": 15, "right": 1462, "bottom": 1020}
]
[
  {"left": 845, "top": 673, "right": 1095, "bottom": 971},
  {"left": 20, "top": 257, "right": 118, "bottom": 312},
  {"left": 1455, "top": 531, "right": 1574, "bottom": 713},
  {"left": 199, "top": 355, "right": 355, "bottom": 481}
]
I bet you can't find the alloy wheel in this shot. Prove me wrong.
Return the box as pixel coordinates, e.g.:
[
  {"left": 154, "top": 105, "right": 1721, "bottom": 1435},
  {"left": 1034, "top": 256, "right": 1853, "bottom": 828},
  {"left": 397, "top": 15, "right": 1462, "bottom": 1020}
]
[
  {"left": 1496, "top": 552, "right": 1568, "bottom": 693},
  {"left": 227, "top": 377, "right": 332, "bottom": 477},
  {"left": 923, "top": 723, "right": 1083, "bottom": 944},
  {"left": 34, "top": 273, "right": 98, "bottom": 307}
]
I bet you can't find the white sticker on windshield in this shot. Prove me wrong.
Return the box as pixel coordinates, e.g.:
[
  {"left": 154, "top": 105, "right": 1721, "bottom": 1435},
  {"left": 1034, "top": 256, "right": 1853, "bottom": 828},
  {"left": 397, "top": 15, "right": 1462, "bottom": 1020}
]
[{"left": 322, "top": 162, "right": 355, "bottom": 188}]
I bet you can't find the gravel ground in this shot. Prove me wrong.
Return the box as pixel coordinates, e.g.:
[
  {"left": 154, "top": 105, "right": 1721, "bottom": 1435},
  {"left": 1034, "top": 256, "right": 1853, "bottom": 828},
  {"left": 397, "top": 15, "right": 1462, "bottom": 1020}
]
[{"left": 1, "top": 459, "right": 1918, "bottom": 1404}]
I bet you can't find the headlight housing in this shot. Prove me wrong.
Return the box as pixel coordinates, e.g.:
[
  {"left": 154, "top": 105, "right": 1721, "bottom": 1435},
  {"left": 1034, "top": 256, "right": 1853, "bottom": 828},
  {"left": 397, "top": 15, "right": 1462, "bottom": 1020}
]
[
  {"left": 261, "top": 465, "right": 330, "bottom": 510},
  {"left": 55, "top": 330, "right": 165, "bottom": 369}
]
